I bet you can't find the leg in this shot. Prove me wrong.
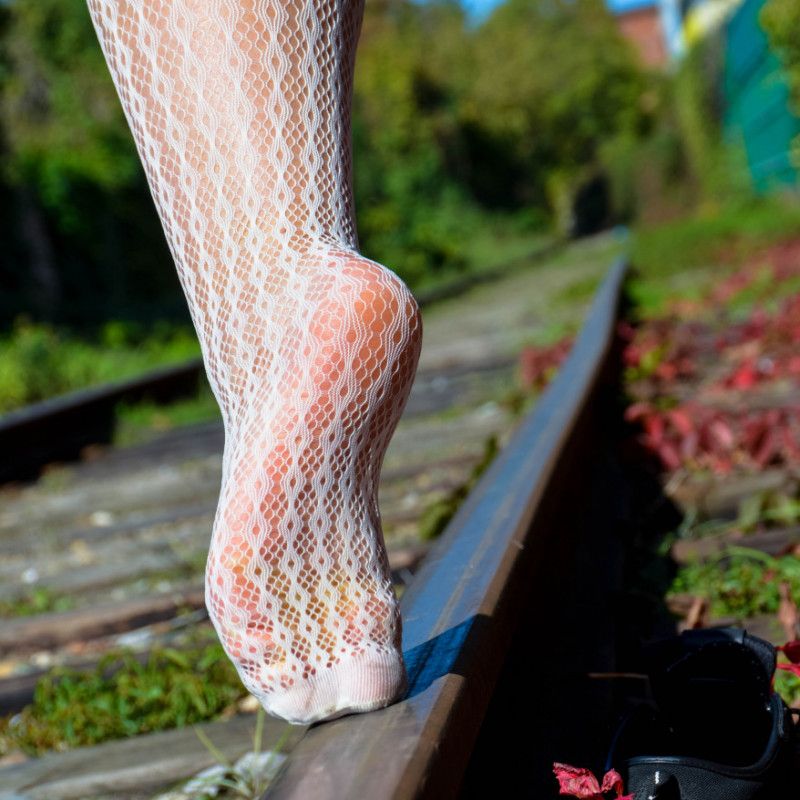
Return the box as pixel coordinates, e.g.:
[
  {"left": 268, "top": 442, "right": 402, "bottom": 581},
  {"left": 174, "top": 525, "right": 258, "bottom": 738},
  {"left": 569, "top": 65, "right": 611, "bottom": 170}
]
[{"left": 86, "top": 0, "right": 422, "bottom": 723}]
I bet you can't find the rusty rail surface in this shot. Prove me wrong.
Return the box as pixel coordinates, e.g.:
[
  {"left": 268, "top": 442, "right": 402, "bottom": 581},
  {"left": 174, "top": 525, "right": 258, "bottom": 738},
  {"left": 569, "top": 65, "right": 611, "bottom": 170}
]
[{"left": 263, "top": 258, "right": 629, "bottom": 800}]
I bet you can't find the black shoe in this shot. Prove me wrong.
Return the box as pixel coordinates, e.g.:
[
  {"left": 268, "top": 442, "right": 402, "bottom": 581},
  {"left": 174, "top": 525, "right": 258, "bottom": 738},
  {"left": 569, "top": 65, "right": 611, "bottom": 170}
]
[{"left": 607, "top": 628, "right": 797, "bottom": 799}]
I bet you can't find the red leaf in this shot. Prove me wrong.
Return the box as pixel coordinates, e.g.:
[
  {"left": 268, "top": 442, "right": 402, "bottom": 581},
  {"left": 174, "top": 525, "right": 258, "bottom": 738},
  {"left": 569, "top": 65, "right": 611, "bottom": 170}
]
[
  {"left": 624, "top": 402, "right": 653, "bottom": 422},
  {"left": 753, "top": 429, "right": 780, "bottom": 468},
  {"left": 668, "top": 409, "right": 694, "bottom": 436},
  {"left": 617, "top": 321, "right": 636, "bottom": 342},
  {"left": 643, "top": 414, "right": 664, "bottom": 442},
  {"left": 657, "top": 441, "right": 682, "bottom": 471},
  {"left": 713, "top": 456, "right": 734, "bottom": 475},
  {"left": 600, "top": 769, "right": 625, "bottom": 795},
  {"left": 655, "top": 362, "right": 677, "bottom": 381},
  {"left": 553, "top": 763, "right": 602, "bottom": 798},
  {"left": 778, "top": 640, "right": 800, "bottom": 664},
  {"left": 679, "top": 430, "right": 699, "bottom": 460},
  {"left": 783, "top": 425, "right": 800, "bottom": 461},
  {"left": 727, "top": 361, "right": 759, "bottom": 390},
  {"left": 708, "top": 420, "right": 735, "bottom": 451},
  {"left": 553, "top": 764, "right": 633, "bottom": 799}
]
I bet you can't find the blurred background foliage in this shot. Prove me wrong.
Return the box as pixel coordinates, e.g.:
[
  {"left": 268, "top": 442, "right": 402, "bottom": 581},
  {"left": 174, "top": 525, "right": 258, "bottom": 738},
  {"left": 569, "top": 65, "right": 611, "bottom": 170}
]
[
  {"left": 0, "top": 0, "right": 798, "bottom": 411},
  {"left": 762, "top": 0, "right": 800, "bottom": 146},
  {"left": 0, "top": 0, "right": 647, "bottom": 333},
  {"left": 762, "top": 0, "right": 800, "bottom": 97}
]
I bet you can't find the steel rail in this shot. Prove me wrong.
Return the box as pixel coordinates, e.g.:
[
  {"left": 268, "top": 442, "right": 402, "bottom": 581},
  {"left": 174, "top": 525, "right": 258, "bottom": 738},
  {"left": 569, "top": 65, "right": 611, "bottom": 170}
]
[
  {"left": 0, "top": 358, "right": 204, "bottom": 483},
  {"left": 263, "top": 258, "right": 629, "bottom": 800}
]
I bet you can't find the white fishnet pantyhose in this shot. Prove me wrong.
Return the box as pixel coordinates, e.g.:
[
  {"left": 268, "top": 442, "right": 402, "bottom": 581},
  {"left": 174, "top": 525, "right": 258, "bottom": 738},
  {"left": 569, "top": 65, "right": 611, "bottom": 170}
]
[{"left": 86, "top": 0, "right": 422, "bottom": 723}]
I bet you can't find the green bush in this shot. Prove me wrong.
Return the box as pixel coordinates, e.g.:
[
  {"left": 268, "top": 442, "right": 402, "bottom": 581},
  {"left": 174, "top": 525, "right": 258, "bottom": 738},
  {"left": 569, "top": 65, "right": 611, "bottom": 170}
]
[
  {"left": 601, "top": 30, "right": 756, "bottom": 225},
  {"left": 0, "top": 318, "right": 200, "bottom": 413},
  {"left": 762, "top": 0, "right": 800, "bottom": 109},
  {"left": 762, "top": 0, "right": 800, "bottom": 167}
]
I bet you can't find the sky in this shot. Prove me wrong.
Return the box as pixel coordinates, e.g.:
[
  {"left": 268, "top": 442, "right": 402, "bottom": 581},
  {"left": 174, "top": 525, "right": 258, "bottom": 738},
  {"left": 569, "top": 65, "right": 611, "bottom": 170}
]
[
  {"left": 458, "top": 0, "right": 505, "bottom": 20},
  {"left": 458, "top": 0, "right": 657, "bottom": 23}
]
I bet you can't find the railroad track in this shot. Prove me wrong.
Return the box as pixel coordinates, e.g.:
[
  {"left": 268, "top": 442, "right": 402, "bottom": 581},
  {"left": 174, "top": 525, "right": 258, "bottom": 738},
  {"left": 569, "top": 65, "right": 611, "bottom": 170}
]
[
  {"left": 0, "top": 239, "right": 561, "bottom": 488},
  {"left": 0, "top": 359, "right": 205, "bottom": 484},
  {"left": 264, "top": 258, "right": 630, "bottom": 799},
  {"left": 1, "top": 248, "right": 634, "bottom": 799}
]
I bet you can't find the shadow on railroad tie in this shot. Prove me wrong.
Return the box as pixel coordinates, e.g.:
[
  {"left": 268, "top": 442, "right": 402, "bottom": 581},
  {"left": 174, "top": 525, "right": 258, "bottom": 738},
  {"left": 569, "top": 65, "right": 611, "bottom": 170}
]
[{"left": 403, "top": 615, "right": 482, "bottom": 699}]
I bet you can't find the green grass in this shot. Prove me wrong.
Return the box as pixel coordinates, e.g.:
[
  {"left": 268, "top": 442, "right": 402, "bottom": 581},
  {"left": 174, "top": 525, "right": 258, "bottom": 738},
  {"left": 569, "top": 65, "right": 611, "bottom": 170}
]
[
  {"left": 668, "top": 547, "right": 800, "bottom": 619},
  {"left": 554, "top": 273, "right": 602, "bottom": 305},
  {"left": 0, "top": 640, "right": 247, "bottom": 756},
  {"left": 185, "top": 707, "right": 289, "bottom": 800},
  {"left": 459, "top": 218, "right": 554, "bottom": 274},
  {"left": 413, "top": 223, "right": 558, "bottom": 298},
  {"left": 0, "top": 587, "right": 75, "bottom": 618}
]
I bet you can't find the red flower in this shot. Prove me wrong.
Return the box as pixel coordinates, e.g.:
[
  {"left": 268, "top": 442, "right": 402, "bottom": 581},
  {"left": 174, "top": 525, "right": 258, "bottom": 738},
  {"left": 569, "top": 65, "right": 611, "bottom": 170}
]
[{"left": 553, "top": 763, "right": 634, "bottom": 799}]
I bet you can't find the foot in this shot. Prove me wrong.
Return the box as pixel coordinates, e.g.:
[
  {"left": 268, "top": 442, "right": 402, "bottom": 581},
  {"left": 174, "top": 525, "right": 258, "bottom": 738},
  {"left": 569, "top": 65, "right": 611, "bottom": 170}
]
[{"left": 205, "top": 244, "right": 422, "bottom": 724}]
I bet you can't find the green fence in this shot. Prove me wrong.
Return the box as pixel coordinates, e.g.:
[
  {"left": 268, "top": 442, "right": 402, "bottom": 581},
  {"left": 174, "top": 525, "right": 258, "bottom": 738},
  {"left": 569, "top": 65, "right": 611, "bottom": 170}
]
[{"left": 723, "top": 0, "right": 800, "bottom": 192}]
